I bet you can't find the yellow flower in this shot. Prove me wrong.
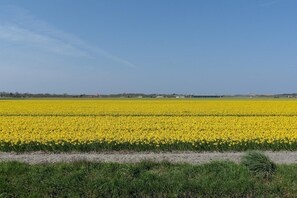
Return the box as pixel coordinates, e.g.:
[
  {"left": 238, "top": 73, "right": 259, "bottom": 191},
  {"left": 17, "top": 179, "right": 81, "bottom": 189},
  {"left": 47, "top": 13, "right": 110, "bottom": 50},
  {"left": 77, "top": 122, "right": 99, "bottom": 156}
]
[{"left": 0, "top": 99, "right": 297, "bottom": 148}]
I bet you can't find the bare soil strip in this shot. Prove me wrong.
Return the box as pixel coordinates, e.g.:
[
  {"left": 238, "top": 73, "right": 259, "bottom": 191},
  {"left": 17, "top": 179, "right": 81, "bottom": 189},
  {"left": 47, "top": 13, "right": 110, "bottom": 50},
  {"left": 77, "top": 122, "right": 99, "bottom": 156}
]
[{"left": 1, "top": 151, "right": 297, "bottom": 164}]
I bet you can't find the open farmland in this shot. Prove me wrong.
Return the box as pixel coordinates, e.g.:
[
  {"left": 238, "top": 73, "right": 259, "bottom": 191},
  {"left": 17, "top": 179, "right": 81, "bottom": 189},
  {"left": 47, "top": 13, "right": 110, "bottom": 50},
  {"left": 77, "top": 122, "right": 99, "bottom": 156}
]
[{"left": 1, "top": 99, "right": 297, "bottom": 152}]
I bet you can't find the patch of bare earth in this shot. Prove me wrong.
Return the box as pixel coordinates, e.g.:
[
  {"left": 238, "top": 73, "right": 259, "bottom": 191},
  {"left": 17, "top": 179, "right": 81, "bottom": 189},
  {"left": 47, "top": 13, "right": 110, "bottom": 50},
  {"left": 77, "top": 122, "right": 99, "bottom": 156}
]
[{"left": 1, "top": 151, "right": 297, "bottom": 164}]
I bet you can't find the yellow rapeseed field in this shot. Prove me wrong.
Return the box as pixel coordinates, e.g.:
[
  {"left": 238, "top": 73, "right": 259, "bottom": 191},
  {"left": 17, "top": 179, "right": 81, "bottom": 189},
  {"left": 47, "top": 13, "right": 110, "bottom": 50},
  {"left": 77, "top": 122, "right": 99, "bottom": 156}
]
[{"left": 1, "top": 99, "right": 297, "bottom": 150}]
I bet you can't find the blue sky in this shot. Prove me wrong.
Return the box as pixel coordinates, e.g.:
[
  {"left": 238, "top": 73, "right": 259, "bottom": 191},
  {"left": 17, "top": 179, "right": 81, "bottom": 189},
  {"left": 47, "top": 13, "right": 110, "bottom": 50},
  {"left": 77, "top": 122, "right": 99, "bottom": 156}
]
[{"left": 0, "top": 0, "right": 296, "bottom": 94}]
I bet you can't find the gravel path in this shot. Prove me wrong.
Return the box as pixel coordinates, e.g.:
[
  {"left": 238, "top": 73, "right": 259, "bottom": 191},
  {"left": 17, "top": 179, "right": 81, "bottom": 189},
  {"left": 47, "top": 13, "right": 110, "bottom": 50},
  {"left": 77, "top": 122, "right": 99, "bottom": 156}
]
[{"left": 1, "top": 151, "right": 297, "bottom": 164}]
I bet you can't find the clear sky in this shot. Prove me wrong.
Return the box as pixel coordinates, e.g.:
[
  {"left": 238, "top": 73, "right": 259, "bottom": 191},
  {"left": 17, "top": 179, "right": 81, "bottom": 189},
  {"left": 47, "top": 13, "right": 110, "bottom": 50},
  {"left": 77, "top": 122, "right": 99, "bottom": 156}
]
[{"left": 0, "top": 0, "right": 296, "bottom": 95}]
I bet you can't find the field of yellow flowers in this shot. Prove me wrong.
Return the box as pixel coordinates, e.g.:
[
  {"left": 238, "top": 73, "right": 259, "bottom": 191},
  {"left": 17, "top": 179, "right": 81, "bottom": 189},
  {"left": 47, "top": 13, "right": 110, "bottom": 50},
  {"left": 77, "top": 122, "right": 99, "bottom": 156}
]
[{"left": 1, "top": 99, "right": 297, "bottom": 151}]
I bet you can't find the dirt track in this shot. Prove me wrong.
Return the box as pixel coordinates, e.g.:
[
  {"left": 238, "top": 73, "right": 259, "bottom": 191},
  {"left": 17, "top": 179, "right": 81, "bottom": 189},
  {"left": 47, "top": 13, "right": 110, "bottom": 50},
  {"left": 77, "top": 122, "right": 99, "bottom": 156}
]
[{"left": 1, "top": 151, "right": 297, "bottom": 164}]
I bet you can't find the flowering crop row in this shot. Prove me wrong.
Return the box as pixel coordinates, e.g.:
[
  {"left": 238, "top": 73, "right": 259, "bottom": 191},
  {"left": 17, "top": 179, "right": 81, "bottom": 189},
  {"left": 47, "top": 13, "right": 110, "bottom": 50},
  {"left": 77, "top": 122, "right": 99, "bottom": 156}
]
[
  {"left": 1, "top": 99, "right": 297, "bottom": 116},
  {"left": 1, "top": 99, "right": 297, "bottom": 151}
]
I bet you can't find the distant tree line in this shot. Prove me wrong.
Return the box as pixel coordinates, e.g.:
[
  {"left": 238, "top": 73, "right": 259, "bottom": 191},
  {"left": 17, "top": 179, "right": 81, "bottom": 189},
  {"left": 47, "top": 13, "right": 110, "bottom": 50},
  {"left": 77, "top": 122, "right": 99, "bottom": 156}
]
[
  {"left": 1, "top": 92, "right": 296, "bottom": 99},
  {"left": 0, "top": 92, "right": 76, "bottom": 98},
  {"left": 0, "top": 92, "right": 191, "bottom": 98}
]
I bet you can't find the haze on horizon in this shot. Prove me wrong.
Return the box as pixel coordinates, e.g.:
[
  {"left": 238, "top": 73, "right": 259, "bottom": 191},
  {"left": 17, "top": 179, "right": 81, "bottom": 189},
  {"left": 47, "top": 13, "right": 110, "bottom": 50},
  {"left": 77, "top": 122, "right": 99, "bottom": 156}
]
[{"left": 1, "top": 0, "right": 297, "bottom": 95}]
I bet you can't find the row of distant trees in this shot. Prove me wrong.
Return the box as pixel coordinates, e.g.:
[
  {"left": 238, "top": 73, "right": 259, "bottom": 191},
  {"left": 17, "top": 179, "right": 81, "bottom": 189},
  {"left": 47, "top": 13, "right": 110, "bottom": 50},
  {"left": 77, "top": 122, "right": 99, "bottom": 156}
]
[
  {"left": 0, "top": 92, "right": 75, "bottom": 98},
  {"left": 0, "top": 92, "right": 192, "bottom": 98},
  {"left": 1, "top": 92, "right": 296, "bottom": 99}
]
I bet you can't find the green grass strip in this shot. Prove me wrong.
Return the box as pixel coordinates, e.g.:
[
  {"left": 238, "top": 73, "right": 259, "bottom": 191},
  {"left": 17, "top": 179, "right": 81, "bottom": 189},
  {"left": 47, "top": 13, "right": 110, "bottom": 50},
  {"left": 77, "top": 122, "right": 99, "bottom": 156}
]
[{"left": 1, "top": 161, "right": 297, "bottom": 197}]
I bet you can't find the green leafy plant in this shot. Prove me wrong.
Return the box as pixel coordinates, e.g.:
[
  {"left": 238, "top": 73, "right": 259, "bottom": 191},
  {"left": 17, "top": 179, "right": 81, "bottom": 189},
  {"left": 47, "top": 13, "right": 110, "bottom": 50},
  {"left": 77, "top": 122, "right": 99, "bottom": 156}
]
[{"left": 241, "top": 151, "right": 276, "bottom": 179}]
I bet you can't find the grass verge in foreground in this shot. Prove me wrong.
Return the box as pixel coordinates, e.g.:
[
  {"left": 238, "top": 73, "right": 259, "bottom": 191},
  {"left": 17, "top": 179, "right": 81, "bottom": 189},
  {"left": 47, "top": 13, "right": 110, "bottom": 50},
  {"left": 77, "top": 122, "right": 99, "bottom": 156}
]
[
  {"left": 1, "top": 161, "right": 297, "bottom": 197},
  {"left": 1, "top": 141, "right": 297, "bottom": 152}
]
